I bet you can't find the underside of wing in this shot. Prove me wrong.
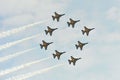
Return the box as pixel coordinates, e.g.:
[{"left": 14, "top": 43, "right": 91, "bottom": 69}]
[
  {"left": 47, "top": 26, "right": 51, "bottom": 30},
  {"left": 45, "top": 46, "right": 47, "bottom": 50},
  {"left": 57, "top": 17, "right": 60, "bottom": 22},
  {"left": 84, "top": 26, "right": 88, "bottom": 30},
  {"left": 42, "top": 40, "right": 46, "bottom": 44},
  {"left": 73, "top": 61, "right": 76, "bottom": 65},
  {"left": 71, "top": 56, "right": 74, "bottom": 60},
  {"left": 57, "top": 55, "right": 60, "bottom": 60},
  {"left": 50, "top": 32, "right": 52, "bottom": 36},
  {"left": 70, "top": 18, "right": 73, "bottom": 22},
  {"left": 72, "top": 24, "right": 75, "bottom": 28},
  {"left": 80, "top": 46, "right": 83, "bottom": 50},
  {"left": 86, "top": 32, "right": 89, "bottom": 36},
  {"left": 55, "top": 12, "right": 58, "bottom": 16}
]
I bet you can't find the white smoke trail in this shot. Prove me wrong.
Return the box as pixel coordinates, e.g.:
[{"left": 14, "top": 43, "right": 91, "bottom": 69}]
[
  {"left": 6, "top": 64, "right": 63, "bottom": 80},
  {"left": 0, "top": 20, "right": 47, "bottom": 38},
  {"left": 0, "top": 47, "right": 37, "bottom": 62},
  {"left": 0, "top": 34, "right": 41, "bottom": 51},
  {"left": 0, "top": 57, "right": 50, "bottom": 76}
]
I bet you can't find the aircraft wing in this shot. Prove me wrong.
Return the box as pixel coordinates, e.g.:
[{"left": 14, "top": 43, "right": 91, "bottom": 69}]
[
  {"left": 57, "top": 55, "right": 60, "bottom": 60},
  {"left": 73, "top": 61, "right": 76, "bottom": 65},
  {"left": 55, "top": 12, "right": 58, "bottom": 16},
  {"left": 71, "top": 56, "right": 74, "bottom": 60},
  {"left": 45, "top": 46, "right": 47, "bottom": 50},
  {"left": 56, "top": 18, "right": 60, "bottom": 22},
  {"left": 70, "top": 18, "right": 73, "bottom": 22},
  {"left": 86, "top": 32, "right": 89, "bottom": 36},
  {"left": 78, "top": 41, "right": 81, "bottom": 44},
  {"left": 55, "top": 50, "right": 59, "bottom": 53},
  {"left": 47, "top": 26, "right": 51, "bottom": 30},
  {"left": 50, "top": 32, "right": 52, "bottom": 36},
  {"left": 72, "top": 24, "right": 75, "bottom": 28},
  {"left": 84, "top": 26, "right": 88, "bottom": 30},
  {"left": 80, "top": 46, "right": 83, "bottom": 50},
  {"left": 42, "top": 40, "right": 46, "bottom": 44}
]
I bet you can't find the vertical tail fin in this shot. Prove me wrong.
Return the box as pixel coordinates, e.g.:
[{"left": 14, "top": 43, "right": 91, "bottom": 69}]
[
  {"left": 81, "top": 30, "right": 85, "bottom": 35},
  {"left": 52, "top": 16, "right": 55, "bottom": 21},
  {"left": 68, "top": 60, "right": 71, "bottom": 64},
  {"left": 53, "top": 54, "right": 56, "bottom": 58},
  {"left": 40, "top": 44, "right": 43, "bottom": 49},
  {"left": 75, "top": 44, "right": 79, "bottom": 49},
  {"left": 67, "top": 22, "right": 70, "bottom": 27}
]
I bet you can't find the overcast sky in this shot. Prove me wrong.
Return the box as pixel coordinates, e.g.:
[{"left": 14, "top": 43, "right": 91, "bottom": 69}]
[{"left": 0, "top": 0, "right": 120, "bottom": 80}]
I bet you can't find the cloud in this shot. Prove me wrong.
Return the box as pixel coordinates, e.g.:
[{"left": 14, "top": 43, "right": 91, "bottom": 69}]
[
  {"left": 0, "top": 47, "right": 37, "bottom": 62},
  {"left": 0, "top": 0, "right": 71, "bottom": 28},
  {"left": 101, "top": 32, "right": 120, "bottom": 42},
  {"left": 1, "top": 1, "right": 119, "bottom": 80},
  {"left": 0, "top": 0, "right": 69, "bottom": 16},
  {"left": 0, "top": 34, "right": 41, "bottom": 51},
  {"left": 2, "top": 14, "right": 34, "bottom": 27},
  {"left": 0, "top": 20, "right": 47, "bottom": 38},
  {"left": 0, "top": 57, "right": 50, "bottom": 76},
  {"left": 5, "top": 64, "right": 63, "bottom": 80},
  {"left": 52, "top": 28, "right": 81, "bottom": 45},
  {"left": 106, "top": 7, "right": 120, "bottom": 23}
]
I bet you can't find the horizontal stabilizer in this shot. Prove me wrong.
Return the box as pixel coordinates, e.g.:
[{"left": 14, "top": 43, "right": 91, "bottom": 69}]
[
  {"left": 53, "top": 54, "right": 56, "bottom": 58},
  {"left": 45, "top": 30, "right": 48, "bottom": 35},
  {"left": 67, "top": 22, "right": 70, "bottom": 27},
  {"left": 75, "top": 45, "right": 78, "bottom": 49},
  {"left": 68, "top": 60, "right": 71, "bottom": 64},
  {"left": 40, "top": 44, "right": 43, "bottom": 49},
  {"left": 81, "top": 30, "right": 85, "bottom": 35},
  {"left": 52, "top": 16, "right": 55, "bottom": 21}
]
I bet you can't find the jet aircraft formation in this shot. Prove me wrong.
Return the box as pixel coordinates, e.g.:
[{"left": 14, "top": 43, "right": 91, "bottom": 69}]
[{"left": 39, "top": 12, "right": 95, "bottom": 66}]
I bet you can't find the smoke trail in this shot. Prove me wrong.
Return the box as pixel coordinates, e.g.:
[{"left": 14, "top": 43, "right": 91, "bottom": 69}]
[
  {"left": 0, "top": 20, "right": 47, "bottom": 38},
  {"left": 0, "top": 57, "right": 50, "bottom": 76},
  {"left": 0, "top": 47, "right": 37, "bottom": 62},
  {"left": 0, "top": 34, "right": 41, "bottom": 51},
  {"left": 6, "top": 64, "right": 63, "bottom": 80}
]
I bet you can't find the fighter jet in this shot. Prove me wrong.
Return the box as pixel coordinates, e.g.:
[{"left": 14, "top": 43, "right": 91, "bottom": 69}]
[
  {"left": 45, "top": 26, "right": 58, "bottom": 36},
  {"left": 67, "top": 18, "right": 80, "bottom": 28},
  {"left": 40, "top": 40, "right": 53, "bottom": 50},
  {"left": 53, "top": 50, "right": 66, "bottom": 60},
  {"left": 52, "top": 12, "right": 65, "bottom": 22},
  {"left": 68, "top": 56, "right": 81, "bottom": 66},
  {"left": 75, "top": 41, "right": 88, "bottom": 50},
  {"left": 81, "top": 26, "right": 95, "bottom": 36}
]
